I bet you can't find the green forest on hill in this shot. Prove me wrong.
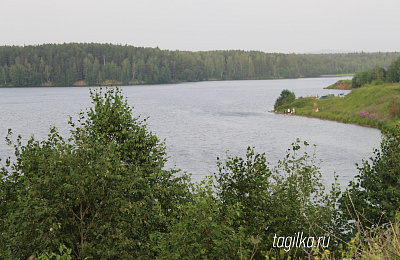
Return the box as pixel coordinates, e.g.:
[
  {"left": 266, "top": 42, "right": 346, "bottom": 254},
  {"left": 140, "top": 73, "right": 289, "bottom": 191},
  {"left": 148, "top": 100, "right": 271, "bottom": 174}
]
[{"left": 0, "top": 43, "right": 399, "bottom": 87}]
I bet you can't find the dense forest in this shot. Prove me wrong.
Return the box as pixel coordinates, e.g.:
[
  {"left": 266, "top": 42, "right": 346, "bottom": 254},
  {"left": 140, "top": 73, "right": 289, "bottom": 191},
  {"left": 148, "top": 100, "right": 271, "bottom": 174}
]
[{"left": 0, "top": 43, "right": 400, "bottom": 87}]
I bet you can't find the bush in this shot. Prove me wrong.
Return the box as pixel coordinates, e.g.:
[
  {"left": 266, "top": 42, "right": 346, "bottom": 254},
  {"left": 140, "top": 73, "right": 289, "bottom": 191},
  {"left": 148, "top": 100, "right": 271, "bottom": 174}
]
[
  {"left": 214, "top": 140, "right": 342, "bottom": 258},
  {"left": 340, "top": 126, "right": 400, "bottom": 234},
  {"left": 0, "top": 87, "right": 191, "bottom": 259},
  {"left": 274, "top": 89, "right": 296, "bottom": 110}
]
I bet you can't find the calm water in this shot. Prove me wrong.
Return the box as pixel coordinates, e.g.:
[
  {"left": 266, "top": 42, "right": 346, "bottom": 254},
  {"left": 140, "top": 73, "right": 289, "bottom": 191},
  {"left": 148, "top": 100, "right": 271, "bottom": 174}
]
[{"left": 0, "top": 77, "right": 381, "bottom": 188}]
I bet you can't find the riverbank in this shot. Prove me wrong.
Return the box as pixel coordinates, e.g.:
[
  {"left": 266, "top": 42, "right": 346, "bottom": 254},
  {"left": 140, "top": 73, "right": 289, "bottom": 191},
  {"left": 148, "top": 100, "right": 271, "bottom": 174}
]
[
  {"left": 274, "top": 83, "right": 400, "bottom": 131},
  {"left": 324, "top": 79, "right": 352, "bottom": 89}
]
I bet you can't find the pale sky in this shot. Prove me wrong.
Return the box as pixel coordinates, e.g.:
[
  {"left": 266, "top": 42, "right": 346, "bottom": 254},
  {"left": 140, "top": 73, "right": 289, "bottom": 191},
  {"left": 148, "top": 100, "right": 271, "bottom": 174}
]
[{"left": 1, "top": 0, "right": 400, "bottom": 53}]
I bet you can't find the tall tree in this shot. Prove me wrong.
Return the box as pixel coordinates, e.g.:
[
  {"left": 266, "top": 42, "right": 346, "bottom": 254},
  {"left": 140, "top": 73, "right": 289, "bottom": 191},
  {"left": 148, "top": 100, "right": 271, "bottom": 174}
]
[{"left": 0, "top": 88, "right": 190, "bottom": 259}]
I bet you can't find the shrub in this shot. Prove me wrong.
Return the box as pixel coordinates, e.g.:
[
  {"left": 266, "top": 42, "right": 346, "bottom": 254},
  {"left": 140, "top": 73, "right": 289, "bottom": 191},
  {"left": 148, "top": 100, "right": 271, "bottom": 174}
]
[
  {"left": 0, "top": 87, "right": 191, "bottom": 259},
  {"left": 214, "top": 140, "right": 343, "bottom": 258},
  {"left": 340, "top": 126, "right": 400, "bottom": 233},
  {"left": 274, "top": 89, "right": 296, "bottom": 110}
]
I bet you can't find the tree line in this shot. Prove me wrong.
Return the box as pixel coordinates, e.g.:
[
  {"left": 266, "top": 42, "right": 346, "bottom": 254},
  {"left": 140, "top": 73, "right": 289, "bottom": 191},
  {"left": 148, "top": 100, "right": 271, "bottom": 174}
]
[
  {"left": 352, "top": 56, "right": 400, "bottom": 88},
  {"left": 0, "top": 43, "right": 400, "bottom": 87},
  {"left": 1, "top": 88, "right": 400, "bottom": 259}
]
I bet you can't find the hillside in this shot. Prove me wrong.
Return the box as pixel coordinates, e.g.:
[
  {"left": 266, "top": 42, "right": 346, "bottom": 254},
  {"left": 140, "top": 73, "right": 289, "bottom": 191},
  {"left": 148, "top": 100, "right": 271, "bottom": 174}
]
[{"left": 275, "top": 83, "right": 400, "bottom": 130}]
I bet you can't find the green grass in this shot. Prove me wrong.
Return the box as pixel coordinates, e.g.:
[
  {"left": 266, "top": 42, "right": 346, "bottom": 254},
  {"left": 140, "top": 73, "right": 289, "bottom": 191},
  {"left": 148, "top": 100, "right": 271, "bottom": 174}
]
[{"left": 276, "top": 83, "right": 400, "bottom": 130}]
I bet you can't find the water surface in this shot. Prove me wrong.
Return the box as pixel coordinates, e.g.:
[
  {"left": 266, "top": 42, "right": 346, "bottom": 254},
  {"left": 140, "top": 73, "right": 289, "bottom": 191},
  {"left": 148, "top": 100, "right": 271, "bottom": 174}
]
[{"left": 0, "top": 77, "right": 381, "bottom": 188}]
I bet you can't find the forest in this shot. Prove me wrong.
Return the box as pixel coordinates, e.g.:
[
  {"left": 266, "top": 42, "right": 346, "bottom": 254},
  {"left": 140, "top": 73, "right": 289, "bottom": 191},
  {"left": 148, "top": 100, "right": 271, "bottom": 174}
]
[{"left": 0, "top": 43, "right": 400, "bottom": 87}]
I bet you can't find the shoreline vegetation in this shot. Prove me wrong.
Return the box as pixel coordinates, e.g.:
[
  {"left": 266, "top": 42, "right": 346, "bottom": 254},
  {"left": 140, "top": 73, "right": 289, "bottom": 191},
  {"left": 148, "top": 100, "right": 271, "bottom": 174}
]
[
  {"left": 324, "top": 79, "right": 352, "bottom": 89},
  {"left": 1, "top": 43, "right": 400, "bottom": 87},
  {"left": 2, "top": 87, "right": 400, "bottom": 259},
  {"left": 274, "top": 82, "right": 400, "bottom": 131},
  {"left": 274, "top": 56, "right": 400, "bottom": 131}
]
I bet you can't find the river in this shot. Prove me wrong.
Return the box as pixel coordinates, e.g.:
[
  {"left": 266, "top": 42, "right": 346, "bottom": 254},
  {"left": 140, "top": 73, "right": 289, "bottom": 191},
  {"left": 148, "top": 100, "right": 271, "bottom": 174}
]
[{"left": 0, "top": 77, "right": 381, "bottom": 188}]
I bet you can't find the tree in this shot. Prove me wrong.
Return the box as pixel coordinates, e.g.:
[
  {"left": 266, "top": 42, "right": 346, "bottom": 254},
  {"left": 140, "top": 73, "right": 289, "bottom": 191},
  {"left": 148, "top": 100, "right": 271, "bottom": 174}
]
[
  {"left": 371, "top": 65, "right": 386, "bottom": 83},
  {"left": 274, "top": 89, "right": 296, "bottom": 110},
  {"left": 387, "top": 57, "right": 400, "bottom": 83},
  {"left": 9, "top": 64, "right": 26, "bottom": 86},
  {"left": 0, "top": 87, "right": 190, "bottom": 259},
  {"left": 155, "top": 177, "right": 256, "bottom": 260},
  {"left": 214, "top": 141, "right": 341, "bottom": 258},
  {"left": 340, "top": 126, "right": 400, "bottom": 232}
]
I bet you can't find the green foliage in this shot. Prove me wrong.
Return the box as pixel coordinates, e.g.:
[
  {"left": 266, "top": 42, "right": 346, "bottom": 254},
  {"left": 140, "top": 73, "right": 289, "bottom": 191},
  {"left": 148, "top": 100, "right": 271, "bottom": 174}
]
[
  {"left": 36, "top": 245, "right": 74, "bottom": 260},
  {"left": 352, "top": 57, "right": 400, "bottom": 88},
  {"left": 387, "top": 57, "right": 400, "bottom": 83},
  {"left": 351, "top": 67, "right": 386, "bottom": 88},
  {"left": 274, "top": 89, "right": 296, "bottom": 110},
  {"left": 0, "top": 43, "right": 400, "bottom": 87},
  {"left": 0, "top": 87, "right": 191, "bottom": 259},
  {"left": 214, "top": 140, "right": 342, "bottom": 258},
  {"left": 340, "top": 126, "right": 400, "bottom": 233},
  {"left": 154, "top": 177, "right": 257, "bottom": 260}
]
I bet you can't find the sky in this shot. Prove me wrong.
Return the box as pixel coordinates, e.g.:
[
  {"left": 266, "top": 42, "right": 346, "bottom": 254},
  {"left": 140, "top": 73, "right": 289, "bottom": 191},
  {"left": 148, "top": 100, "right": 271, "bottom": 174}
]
[{"left": 1, "top": 0, "right": 400, "bottom": 53}]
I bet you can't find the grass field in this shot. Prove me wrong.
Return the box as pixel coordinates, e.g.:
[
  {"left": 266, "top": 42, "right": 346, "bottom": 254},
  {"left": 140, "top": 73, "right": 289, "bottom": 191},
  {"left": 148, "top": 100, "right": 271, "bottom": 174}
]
[{"left": 276, "top": 83, "right": 400, "bottom": 130}]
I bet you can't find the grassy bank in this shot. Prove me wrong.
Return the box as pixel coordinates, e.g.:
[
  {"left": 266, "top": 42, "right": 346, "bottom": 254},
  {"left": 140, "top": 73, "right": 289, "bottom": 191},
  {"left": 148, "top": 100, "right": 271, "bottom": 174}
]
[
  {"left": 324, "top": 79, "right": 352, "bottom": 89},
  {"left": 276, "top": 83, "right": 400, "bottom": 130}
]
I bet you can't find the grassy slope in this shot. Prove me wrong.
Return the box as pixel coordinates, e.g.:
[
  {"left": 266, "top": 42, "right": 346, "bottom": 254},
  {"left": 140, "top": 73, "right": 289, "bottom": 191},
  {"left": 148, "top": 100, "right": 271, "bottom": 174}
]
[
  {"left": 325, "top": 79, "right": 352, "bottom": 89},
  {"left": 276, "top": 83, "right": 400, "bottom": 130}
]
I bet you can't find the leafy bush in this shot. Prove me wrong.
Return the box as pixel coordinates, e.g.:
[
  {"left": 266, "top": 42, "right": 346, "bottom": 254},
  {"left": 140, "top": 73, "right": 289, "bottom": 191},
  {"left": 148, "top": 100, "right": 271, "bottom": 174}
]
[
  {"left": 154, "top": 177, "right": 257, "bottom": 260},
  {"left": 0, "top": 87, "right": 191, "bottom": 259},
  {"left": 340, "top": 126, "right": 400, "bottom": 233},
  {"left": 214, "top": 140, "right": 342, "bottom": 258},
  {"left": 274, "top": 89, "right": 296, "bottom": 110}
]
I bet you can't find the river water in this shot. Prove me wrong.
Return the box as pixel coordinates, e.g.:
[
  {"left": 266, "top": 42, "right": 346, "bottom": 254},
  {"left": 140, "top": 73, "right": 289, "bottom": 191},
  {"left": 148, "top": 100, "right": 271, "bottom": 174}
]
[{"left": 0, "top": 77, "right": 381, "bottom": 188}]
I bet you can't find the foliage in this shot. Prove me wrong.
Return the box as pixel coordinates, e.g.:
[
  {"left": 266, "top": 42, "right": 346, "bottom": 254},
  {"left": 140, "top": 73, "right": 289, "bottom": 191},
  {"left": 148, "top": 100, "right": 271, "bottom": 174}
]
[
  {"left": 214, "top": 140, "right": 343, "bottom": 258},
  {"left": 35, "top": 245, "right": 74, "bottom": 260},
  {"left": 387, "top": 57, "right": 400, "bottom": 83},
  {"left": 154, "top": 177, "right": 257, "bottom": 260},
  {"left": 352, "top": 57, "right": 400, "bottom": 88},
  {"left": 0, "top": 43, "right": 400, "bottom": 87},
  {"left": 274, "top": 89, "right": 296, "bottom": 110},
  {"left": 0, "top": 87, "right": 191, "bottom": 259},
  {"left": 340, "top": 126, "right": 400, "bottom": 234},
  {"left": 337, "top": 212, "right": 400, "bottom": 259}
]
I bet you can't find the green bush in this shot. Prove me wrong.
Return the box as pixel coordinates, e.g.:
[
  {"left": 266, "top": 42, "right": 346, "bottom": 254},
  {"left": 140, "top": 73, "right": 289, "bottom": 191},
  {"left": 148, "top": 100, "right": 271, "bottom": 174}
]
[
  {"left": 0, "top": 87, "right": 191, "bottom": 259},
  {"left": 340, "top": 126, "right": 400, "bottom": 233},
  {"left": 274, "top": 89, "right": 296, "bottom": 111},
  {"left": 214, "top": 140, "right": 343, "bottom": 258}
]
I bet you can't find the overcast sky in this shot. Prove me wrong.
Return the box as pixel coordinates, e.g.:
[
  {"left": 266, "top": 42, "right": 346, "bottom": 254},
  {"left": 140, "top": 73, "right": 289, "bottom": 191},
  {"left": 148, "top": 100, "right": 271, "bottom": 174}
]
[{"left": 1, "top": 0, "right": 400, "bottom": 53}]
